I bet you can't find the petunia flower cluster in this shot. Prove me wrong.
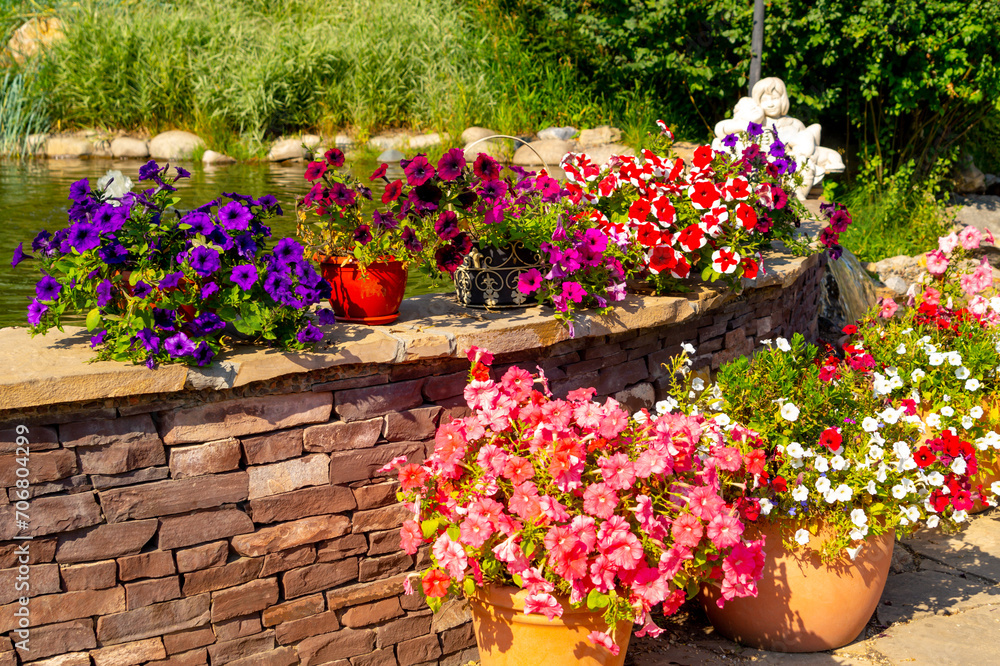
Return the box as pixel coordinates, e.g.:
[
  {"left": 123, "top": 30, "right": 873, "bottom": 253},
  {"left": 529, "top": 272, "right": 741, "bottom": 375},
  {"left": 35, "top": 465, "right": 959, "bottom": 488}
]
[
  {"left": 684, "top": 334, "right": 981, "bottom": 559},
  {"left": 388, "top": 346, "right": 765, "bottom": 652},
  {"left": 15, "top": 161, "right": 336, "bottom": 367}
]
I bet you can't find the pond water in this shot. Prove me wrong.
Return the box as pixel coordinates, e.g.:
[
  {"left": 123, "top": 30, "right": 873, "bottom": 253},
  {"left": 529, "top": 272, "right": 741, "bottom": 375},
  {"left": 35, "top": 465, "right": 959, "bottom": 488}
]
[{"left": 0, "top": 158, "right": 453, "bottom": 329}]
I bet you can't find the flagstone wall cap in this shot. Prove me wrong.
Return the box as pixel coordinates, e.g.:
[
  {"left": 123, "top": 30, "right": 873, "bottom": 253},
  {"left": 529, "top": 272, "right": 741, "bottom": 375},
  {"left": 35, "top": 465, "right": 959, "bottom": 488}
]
[{"left": 0, "top": 251, "right": 818, "bottom": 411}]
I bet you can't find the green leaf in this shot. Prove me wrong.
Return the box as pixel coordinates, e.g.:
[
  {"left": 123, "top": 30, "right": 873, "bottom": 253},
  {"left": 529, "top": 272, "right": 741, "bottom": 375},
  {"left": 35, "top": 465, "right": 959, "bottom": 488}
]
[
  {"left": 420, "top": 519, "right": 439, "bottom": 540},
  {"left": 701, "top": 265, "right": 713, "bottom": 281},
  {"left": 446, "top": 525, "right": 461, "bottom": 542},
  {"left": 463, "top": 577, "right": 475, "bottom": 597},
  {"left": 85, "top": 308, "right": 101, "bottom": 331},
  {"left": 586, "top": 589, "right": 610, "bottom": 610}
]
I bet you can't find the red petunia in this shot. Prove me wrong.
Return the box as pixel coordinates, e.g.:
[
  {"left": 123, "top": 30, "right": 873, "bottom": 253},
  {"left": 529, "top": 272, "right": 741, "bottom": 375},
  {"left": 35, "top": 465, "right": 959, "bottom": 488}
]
[
  {"left": 818, "top": 428, "right": 842, "bottom": 453},
  {"left": 842, "top": 325, "right": 857, "bottom": 335},
  {"left": 692, "top": 145, "right": 714, "bottom": 169},
  {"left": 771, "top": 475, "right": 787, "bottom": 492},
  {"left": 914, "top": 446, "right": 937, "bottom": 469},
  {"left": 370, "top": 163, "right": 388, "bottom": 181},
  {"left": 736, "top": 202, "right": 758, "bottom": 230},
  {"left": 670, "top": 256, "right": 691, "bottom": 279},
  {"left": 422, "top": 568, "right": 450, "bottom": 597},
  {"left": 636, "top": 224, "right": 662, "bottom": 248},
  {"left": 629, "top": 198, "right": 652, "bottom": 224},
  {"left": 676, "top": 224, "right": 706, "bottom": 251},
  {"left": 648, "top": 245, "right": 678, "bottom": 275},
  {"left": 381, "top": 179, "right": 403, "bottom": 204},
  {"left": 740, "top": 257, "right": 759, "bottom": 279},
  {"left": 688, "top": 181, "right": 720, "bottom": 210},
  {"left": 304, "top": 161, "right": 327, "bottom": 182}
]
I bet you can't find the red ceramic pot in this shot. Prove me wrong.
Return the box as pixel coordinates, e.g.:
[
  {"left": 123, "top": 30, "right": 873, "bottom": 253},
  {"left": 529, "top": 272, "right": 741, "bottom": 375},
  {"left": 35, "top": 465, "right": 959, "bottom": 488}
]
[{"left": 318, "top": 256, "right": 407, "bottom": 325}]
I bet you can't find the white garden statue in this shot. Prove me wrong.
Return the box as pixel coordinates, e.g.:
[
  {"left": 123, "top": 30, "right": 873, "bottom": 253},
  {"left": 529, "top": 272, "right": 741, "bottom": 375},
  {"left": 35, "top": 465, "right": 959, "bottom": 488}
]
[{"left": 712, "top": 77, "right": 845, "bottom": 201}]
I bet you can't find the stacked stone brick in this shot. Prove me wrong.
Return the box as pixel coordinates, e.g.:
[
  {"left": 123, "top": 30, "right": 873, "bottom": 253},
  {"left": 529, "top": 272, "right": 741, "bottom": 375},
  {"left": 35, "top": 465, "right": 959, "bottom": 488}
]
[{"left": 0, "top": 260, "right": 823, "bottom": 665}]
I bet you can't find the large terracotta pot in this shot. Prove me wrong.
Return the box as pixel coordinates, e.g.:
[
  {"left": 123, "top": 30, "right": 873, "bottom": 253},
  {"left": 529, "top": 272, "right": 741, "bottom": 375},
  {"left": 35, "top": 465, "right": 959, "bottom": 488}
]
[
  {"left": 468, "top": 586, "right": 632, "bottom": 666},
  {"left": 318, "top": 256, "right": 407, "bottom": 325},
  {"left": 700, "top": 520, "right": 894, "bottom": 652}
]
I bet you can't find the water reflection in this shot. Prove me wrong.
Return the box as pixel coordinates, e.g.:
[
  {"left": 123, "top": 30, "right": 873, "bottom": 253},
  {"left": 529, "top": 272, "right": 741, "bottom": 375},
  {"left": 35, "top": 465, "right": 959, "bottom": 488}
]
[{"left": 0, "top": 157, "right": 449, "bottom": 328}]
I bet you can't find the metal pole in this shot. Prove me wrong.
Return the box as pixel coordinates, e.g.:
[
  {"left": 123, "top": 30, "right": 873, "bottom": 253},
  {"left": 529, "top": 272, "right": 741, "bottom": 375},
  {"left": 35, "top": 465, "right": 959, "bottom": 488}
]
[{"left": 749, "top": 0, "right": 765, "bottom": 95}]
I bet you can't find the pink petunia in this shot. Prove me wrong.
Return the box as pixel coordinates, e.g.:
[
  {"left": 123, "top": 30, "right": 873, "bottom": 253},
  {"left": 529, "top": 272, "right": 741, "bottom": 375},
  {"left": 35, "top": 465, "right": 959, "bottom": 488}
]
[
  {"left": 712, "top": 446, "right": 742, "bottom": 472},
  {"left": 687, "top": 485, "right": 725, "bottom": 520},
  {"left": 583, "top": 482, "right": 619, "bottom": 519},
  {"left": 459, "top": 512, "right": 494, "bottom": 548},
  {"left": 598, "top": 453, "right": 637, "bottom": 491},
  {"left": 524, "top": 592, "right": 563, "bottom": 621},
  {"left": 603, "top": 532, "right": 644, "bottom": 570},
  {"left": 879, "top": 297, "right": 898, "bottom": 318},
  {"left": 400, "top": 520, "right": 423, "bottom": 555},
  {"left": 671, "top": 513, "right": 704, "bottom": 549},
  {"left": 634, "top": 447, "right": 671, "bottom": 478},
  {"left": 959, "top": 225, "right": 983, "bottom": 250},
  {"left": 503, "top": 456, "right": 535, "bottom": 485},
  {"left": 598, "top": 399, "right": 629, "bottom": 438},
  {"left": 520, "top": 566, "right": 555, "bottom": 593},
  {"left": 509, "top": 481, "right": 542, "bottom": 521},
  {"left": 500, "top": 366, "right": 534, "bottom": 402},
  {"left": 658, "top": 544, "right": 692, "bottom": 578},
  {"left": 939, "top": 232, "right": 960, "bottom": 254},
  {"left": 475, "top": 444, "right": 508, "bottom": 477},
  {"left": 590, "top": 553, "right": 617, "bottom": 591},
  {"left": 432, "top": 533, "right": 468, "bottom": 581},
  {"left": 586, "top": 630, "right": 620, "bottom": 656},
  {"left": 570, "top": 515, "right": 598, "bottom": 551},
  {"left": 926, "top": 249, "right": 949, "bottom": 276},
  {"left": 493, "top": 535, "right": 529, "bottom": 573},
  {"left": 706, "top": 512, "right": 744, "bottom": 549},
  {"left": 629, "top": 565, "right": 670, "bottom": 607},
  {"left": 464, "top": 379, "right": 499, "bottom": 410},
  {"left": 923, "top": 286, "right": 941, "bottom": 305}
]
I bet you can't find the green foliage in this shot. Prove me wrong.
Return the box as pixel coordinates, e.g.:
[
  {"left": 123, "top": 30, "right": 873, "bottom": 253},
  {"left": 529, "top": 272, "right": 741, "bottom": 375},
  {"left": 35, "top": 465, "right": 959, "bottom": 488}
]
[
  {"left": 965, "top": 110, "right": 1000, "bottom": 175},
  {"left": 838, "top": 157, "right": 955, "bottom": 262},
  {"left": 0, "top": 70, "right": 48, "bottom": 157}
]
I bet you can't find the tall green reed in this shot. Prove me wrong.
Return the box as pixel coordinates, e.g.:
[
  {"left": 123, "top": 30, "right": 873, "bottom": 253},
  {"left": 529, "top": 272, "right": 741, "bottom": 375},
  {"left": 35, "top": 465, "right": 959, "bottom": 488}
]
[{"left": 0, "top": 71, "right": 48, "bottom": 158}]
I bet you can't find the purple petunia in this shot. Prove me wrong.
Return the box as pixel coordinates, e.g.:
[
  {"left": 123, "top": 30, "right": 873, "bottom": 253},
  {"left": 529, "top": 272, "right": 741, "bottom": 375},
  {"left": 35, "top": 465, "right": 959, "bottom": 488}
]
[
  {"left": 201, "top": 281, "right": 219, "bottom": 299},
  {"left": 372, "top": 209, "right": 397, "bottom": 230},
  {"left": 138, "top": 160, "right": 161, "bottom": 181},
  {"left": 90, "top": 330, "right": 107, "bottom": 348},
  {"left": 437, "top": 148, "right": 466, "bottom": 181},
  {"left": 27, "top": 299, "right": 47, "bottom": 326},
  {"left": 722, "top": 133, "right": 738, "bottom": 148},
  {"left": 132, "top": 281, "right": 154, "bottom": 299},
  {"left": 768, "top": 138, "right": 786, "bottom": 158},
  {"left": 353, "top": 225, "right": 372, "bottom": 245},
  {"left": 403, "top": 154, "right": 435, "bottom": 187},
  {"left": 98, "top": 242, "right": 128, "bottom": 265},
  {"left": 193, "top": 341, "right": 214, "bottom": 366},
  {"left": 230, "top": 264, "right": 258, "bottom": 290},
  {"left": 31, "top": 230, "right": 52, "bottom": 254},
  {"left": 434, "top": 211, "right": 459, "bottom": 240},
  {"left": 164, "top": 332, "right": 196, "bottom": 357},
  {"left": 189, "top": 246, "right": 221, "bottom": 276},
  {"left": 96, "top": 279, "right": 113, "bottom": 306},
  {"left": 174, "top": 166, "right": 191, "bottom": 180},
  {"left": 68, "top": 179, "right": 91, "bottom": 203},
  {"left": 328, "top": 182, "right": 357, "bottom": 207},
  {"left": 747, "top": 122, "right": 763, "bottom": 137},
  {"left": 11, "top": 243, "right": 28, "bottom": 267},
  {"left": 273, "top": 238, "right": 304, "bottom": 265},
  {"left": 68, "top": 223, "right": 101, "bottom": 253},
  {"left": 316, "top": 309, "right": 337, "bottom": 325},
  {"left": 35, "top": 275, "right": 61, "bottom": 302},
  {"left": 159, "top": 272, "right": 184, "bottom": 290},
  {"left": 235, "top": 233, "right": 257, "bottom": 258},
  {"left": 136, "top": 328, "right": 161, "bottom": 353},
  {"left": 182, "top": 211, "right": 214, "bottom": 236},
  {"left": 218, "top": 201, "right": 252, "bottom": 231},
  {"left": 401, "top": 226, "right": 423, "bottom": 253},
  {"left": 296, "top": 322, "right": 324, "bottom": 344},
  {"left": 191, "top": 312, "right": 225, "bottom": 336},
  {"left": 259, "top": 194, "right": 279, "bottom": 210}
]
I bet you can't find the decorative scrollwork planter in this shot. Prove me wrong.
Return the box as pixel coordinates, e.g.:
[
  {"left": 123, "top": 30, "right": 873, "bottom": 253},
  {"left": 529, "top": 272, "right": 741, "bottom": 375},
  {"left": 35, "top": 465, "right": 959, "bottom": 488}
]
[{"left": 454, "top": 242, "right": 542, "bottom": 309}]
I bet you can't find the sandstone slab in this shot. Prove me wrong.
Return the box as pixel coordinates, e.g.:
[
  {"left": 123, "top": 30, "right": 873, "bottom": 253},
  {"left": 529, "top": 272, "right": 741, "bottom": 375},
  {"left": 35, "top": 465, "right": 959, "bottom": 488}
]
[
  {"left": 303, "top": 418, "right": 383, "bottom": 452},
  {"left": 241, "top": 429, "right": 303, "bottom": 465},
  {"left": 159, "top": 508, "right": 254, "bottom": 550},
  {"left": 325, "top": 575, "right": 406, "bottom": 611},
  {"left": 211, "top": 578, "right": 279, "bottom": 622},
  {"left": 0, "top": 563, "right": 59, "bottom": 604},
  {"left": 231, "top": 515, "right": 350, "bottom": 557},
  {"left": 169, "top": 438, "right": 241, "bottom": 478},
  {"left": 76, "top": 435, "right": 166, "bottom": 475},
  {"left": 382, "top": 407, "right": 441, "bottom": 442},
  {"left": 0, "top": 586, "right": 124, "bottom": 632},
  {"left": 99, "top": 471, "right": 248, "bottom": 522},
  {"left": 247, "top": 453, "right": 329, "bottom": 500},
  {"left": 0, "top": 448, "right": 76, "bottom": 485},
  {"left": 0, "top": 424, "right": 58, "bottom": 452},
  {"left": 60, "top": 559, "right": 117, "bottom": 591},
  {"left": 162, "top": 626, "right": 216, "bottom": 654},
  {"left": 207, "top": 631, "right": 276, "bottom": 663},
  {"left": 225, "top": 647, "right": 297, "bottom": 666},
  {"left": 869, "top": 602, "right": 1000, "bottom": 665},
  {"left": 274, "top": 609, "right": 340, "bottom": 645},
  {"left": 0, "top": 492, "right": 101, "bottom": 539},
  {"left": 14, "top": 619, "right": 95, "bottom": 661},
  {"left": 118, "top": 550, "right": 176, "bottom": 582},
  {"left": 904, "top": 517, "right": 1000, "bottom": 582},
  {"left": 878, "top": 568, "right": 1000, "bottom": 625},
  {"left": 160, "top": 393, "right": 332, "bottom": 444},
  {"left": 341, "top": 598, "right": 403, "bottom": 628},
  {"left": 175, "top": 541, "right": 228, "bottom": 574},
  {"left": 181, "top": 557, "right": 262, "bottom": 596},
  {"left": 56, "top": 519, "right": 158, "bottom": 563},
  {"left": 334, "top": 380, "right": 424, "bottom": 422},
  {"left": 262, "top": 593, "right": 325, "bottom": 627},
  {"left": 96, "top": 594, "right": 211, "bottom": 645},
  {"left": 327, "top": 441, "right": 424, "bottom": 485},
  {"left": 91, "top": 637, "right": 166, "bottom": 666},
  {"left": 248, "top": 484, "right": 355, "bottom": 524},
  {"left": 281, "top": 558, "right": 358, "bottom": 599},
  {"left": 297, "top": 628, "right": 374, "bottom": 666},
  {"left": 260, "top": 544, "right": 316, "bottom": 577}
]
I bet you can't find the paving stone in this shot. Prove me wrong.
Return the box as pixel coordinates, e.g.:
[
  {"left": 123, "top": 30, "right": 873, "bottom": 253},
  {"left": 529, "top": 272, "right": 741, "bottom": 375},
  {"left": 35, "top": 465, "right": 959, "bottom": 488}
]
[
  {"left": 160, "top": 393, "right": 332, "bottom": 444},
  {"left": 878, "top": 568, "right": 1000, "bottom": 625},
  {"left": 904, "top": 516, "right": 1000, "bottom": 582},
  {"left": 868, "top": 602, "right": 1000, "bottom": 665}
]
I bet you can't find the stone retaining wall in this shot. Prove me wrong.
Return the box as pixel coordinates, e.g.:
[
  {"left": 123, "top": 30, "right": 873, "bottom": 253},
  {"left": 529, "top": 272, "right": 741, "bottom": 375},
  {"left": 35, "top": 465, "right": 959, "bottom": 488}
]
[{"left": 0, "top": 251, "right": 824, "bottom": 666}]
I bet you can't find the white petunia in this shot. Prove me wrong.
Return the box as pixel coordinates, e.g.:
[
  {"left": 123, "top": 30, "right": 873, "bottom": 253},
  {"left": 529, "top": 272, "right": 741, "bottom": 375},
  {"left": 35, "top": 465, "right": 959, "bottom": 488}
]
[
  {"left": 824, "top": 489, "right": 838, "bottom": 504},
  {"left": 953, "top": 509, "right": 969, "bottom": 523},
  {"left": 691, "top": 377, "right": 705, "bottom": 391},
  {"left": 903, "top": 505, "right": 921, "bottom": 522},
  {"left": 896, "top": 344, "right": 906, "bottom": 355},
  {"left": 831, "top": 455, "right": 848, "bottom": 471},
  {"left": 780, "top": 403, "right": 800, "bottom": 422},
  {"left": 681, "top": 343, "right": 696, "bottom": 354},
  {"left": 951, "top": 457, "right": 967, "bottom": 475},
  {"left": 941, "top": 406, "right": 955, "bottom": 417},
  {"left": 925, "top": 413, "right": 942, "bottom": 428},
  {"left": 962, "top": 416, "right": 975, "bottom": 430},
  {"left": 776, "top": 338, "right": 792, "bottom": 352},
  {"left": 785, "top": 442, "right": 805, "bottom": 459},
  {"left": 760, "top": 339, "right": 772, "bottom": 346},
  {"left": 948, "top": 352, "right": 962, "bottom": 366},
  {"left": 956, "top": 366, "right": 971, "bottom": 380},
  {"left": 880, "top": 407, "right": 901, "bottom": 424},
  {"left": 851, "top": 508, "right": 868, "bottom": 526},
  {"left": 814, "top": 456, "right": 830, "bottom": 473},
  {"left": 655, "top": 399, "right": 678, "bottom": 414},
  {"left": 846, "top": 544, "right": 863, "bottom": 560},
  {"left": 833, "top": 484, "right": 853, "bottom": 502},
  {"left": 713, "top": 413, "right": 732, "bottom": 427},
  {"left": 759, "top": 498, "right": 774, "bottom": 515},
  {"left": 991, "top": 481, "right": 1000, "bottom": 497},
  {"left": 926, "top": 471, "right": 945, "bottom": 486},
  {"left": 893, "top": 441, "right": 911, "bottom": 459},
  {"left": 794, "top": 529, "right": 810, "bottom": 546},
  {"left": 867, "top": 480, "right": 878, "bottom": 495},
  {"left": 815, "top": 477, "right": 832, "bottom": 494},
  {"left": 792, "top": 485, "right": 809, "bottom": 501},
  {"left": 911, "top": 368, "right": 926, "bottom": 383},
  {"left": 849, "top": 526, "right": 869, "bottom": 541},
  {"left": 929, "top": 353, "right": 945, "bottom": 366},
  {"left": 966, "top": 378, "right": 981, "bottom": 392},
  {"left": 970, "top": 406, "right": 984, "bottom": 419},
  {"left": 925, "top": 514, "right": 940, "bottom": 529},
  {"left": 862, "top": 417, "right": 880, "bottom": 433},
  {"left": 892, "top": 484, "right": 908, "bottom": 499}
]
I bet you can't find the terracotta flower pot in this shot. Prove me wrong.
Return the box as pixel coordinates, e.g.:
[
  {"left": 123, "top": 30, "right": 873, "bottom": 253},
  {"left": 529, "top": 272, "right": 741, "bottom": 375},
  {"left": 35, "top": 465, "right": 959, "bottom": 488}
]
[
  {"left": 317, "top": 256, "right": 407, "bottom": 325},
  {"left": 467, "top": 586, "right": 632, "bottom": 666},
  {"left": 700, "top": 520, "right": 894, "bottom": 652}
]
